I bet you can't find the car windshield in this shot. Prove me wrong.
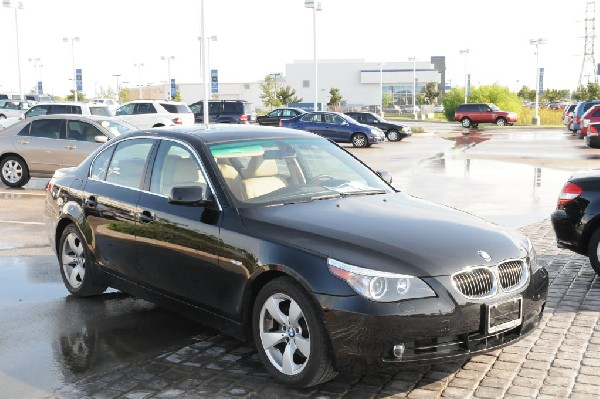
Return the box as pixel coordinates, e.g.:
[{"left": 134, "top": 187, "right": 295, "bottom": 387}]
[
  {"left": 209, "top": 137, "right": 393, "bottom": 207},
  {"left": 90, "top": 106, "right": 112, "bottom": 116},
  {"left": 370, "top": 113, "right": 386, "bottom": 122},
  {"left": 341, "top": 113, "right": 359, "bottom": 124},
  {"left": 98, "top": 119, "right": 137, "bottom": 136},
  {"left": 489, "top": 104, "right": 501, "bottom": 112}
]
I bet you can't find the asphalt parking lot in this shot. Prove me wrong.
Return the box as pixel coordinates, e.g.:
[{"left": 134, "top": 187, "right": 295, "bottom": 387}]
[{"left": 2, "top": 125, "right": 600, "bottom": 399}]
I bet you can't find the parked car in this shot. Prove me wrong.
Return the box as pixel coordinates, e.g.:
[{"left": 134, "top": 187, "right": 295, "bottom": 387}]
[
  {"left": 345, "top": 111, "right": 412, "bottom": 141},
  {"left": 115, "top": 100, "right": 194, "bottom": 129},
  {"left": 90, "top": 98, "right": 121, "bottom": 114},
  {"left": 454, "top": 103, "right": 517, "bottom": 128},
  {"left": 280, "top": 111, "right": 385, "bottom": 147},
  {"left": 0, "top": 115, "right": 135, "bottom": 187},
  {"left": 563, "top": 103, "right": 578, "bottom": 129},
  {"left": 579, "top": 104, "right": 600, "bottom": 138},
  {"left": 257, "top": 108, "right": 306, "bottom": 126},
  {"left": 24, "top": 93, "right": 53, "bottom": 103},
  {"left": 569, "top": 100, "right": 600, "bottom": 133},
  {"left": 551, "top": 170, "right": 600, "bottom": 274},
  {"left": 0, "top": 100, "right": 33, "bottom": 119},
  {"left": 584, "top": 122, "right": 600, "bottom": 148},
  {"left": 23, "top": 102, "right": 112, "bottom": 119},
  {"left": 43, "top": 125, "right": 548, "bottom": 388},
  {"left": 189, "top": 100, "right": 256, "bottom": 124}
]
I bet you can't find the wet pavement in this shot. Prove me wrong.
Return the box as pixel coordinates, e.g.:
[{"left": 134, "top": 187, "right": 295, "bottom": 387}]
[{"left": 1, "top": 126, "right": 600, "bottom": 398}]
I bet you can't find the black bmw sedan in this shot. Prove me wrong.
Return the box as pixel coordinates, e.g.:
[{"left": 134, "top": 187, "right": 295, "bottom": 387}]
[{"left": 43, "top": 125, "right": 548, "bottom": 388}]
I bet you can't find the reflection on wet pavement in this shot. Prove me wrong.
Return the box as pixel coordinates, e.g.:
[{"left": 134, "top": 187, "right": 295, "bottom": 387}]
[{"left": 394, "top": 137, "right": 571, "bottom": 229}]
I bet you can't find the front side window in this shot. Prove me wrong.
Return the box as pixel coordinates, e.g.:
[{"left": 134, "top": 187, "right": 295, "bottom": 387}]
[
  {"left": 116, "top": 104, "right": 135, "bottom": 116},
  {"left": 269, "top": 110, "right": 282, "bottom": 117},
  {"left": 150, "top": 141, "right": 207, "bottom": 196},
  {"left": 104, "top": 139, "right": 154, "bottom": 189},
  {"left": 28, "top": 119, "right": 63, "bottom": 139},
  {"left": 67, "top": 121, "right": 104, "bottom": 142},
  {"left": 301, "top": 113, "right": 321, "bottom": 123},
  {"left": 25, "top": 105, "right": 50, "bottom": 117},
  {"left": 135, "top": 103, "right": 157, "bottom": 114}
]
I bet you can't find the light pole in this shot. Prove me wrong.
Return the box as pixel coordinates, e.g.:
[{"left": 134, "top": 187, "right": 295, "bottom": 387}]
[
  {"left": 161, "top": 56, "right": 175, "bottom": 100},
  {"left": 28, "top": 57, "right": 42, "bottom": 93},
  {"left": 134, "top": 63, "right": 144, "bottom": 100},
  {"left": 459, "top": 49, "right": 469, "bottom": 103},
  {"left": 112, "top": 74, "right": 121, "bottom": 101},
  {"left": 408, "top": 57, "right": 416, "bottom": 119},
  {"left": 530, "top": 38, "right": 547, "bottom": 126},
  {"left": 379, "top": 62, "right": 385, "bottom": 117},
  {"left": 63, "top": 36, "right": 80, "bottom": 101},
  {"left": 4, "top": 1, "right": 24, "bottom": 99},
  {"left": 198, "top": 31, "right": 217, "bottom": 125},
  {"left": 305, "top": 0, "right": 322, "bottom": 112}
]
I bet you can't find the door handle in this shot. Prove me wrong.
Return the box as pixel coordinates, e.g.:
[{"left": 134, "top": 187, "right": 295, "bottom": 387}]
[
  {"left": 84, "top": 196, "right": 97, "bottom": 208},
  {"left": 17, "top": 140, "right": 29, "bottom": 145},
  {"left": 138, "top": 210, "right": 154, "bottom": 224},
  {"left": 64, "top": 145, "right": 76, "bottom": 150}
]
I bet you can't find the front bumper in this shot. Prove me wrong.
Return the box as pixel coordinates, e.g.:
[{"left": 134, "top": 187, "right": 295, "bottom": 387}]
[{"left": 315, "top": 268, "right": 548, "bottom": 374}]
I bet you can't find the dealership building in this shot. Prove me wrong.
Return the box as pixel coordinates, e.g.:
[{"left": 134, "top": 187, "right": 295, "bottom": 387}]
[{"left": 169, "top": 57, "right": 446, "bottom": 111}]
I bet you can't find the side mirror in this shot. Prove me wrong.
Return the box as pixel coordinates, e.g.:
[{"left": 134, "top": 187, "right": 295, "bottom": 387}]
[
  {"left": 169, "top": 186, "right": 210, "bottom": 206},
  {"left": 94, "top": 135, "right": 108, "bottom": 143},
  {"left": 376, "top": 170, "right": 393, "bottom": 184}
]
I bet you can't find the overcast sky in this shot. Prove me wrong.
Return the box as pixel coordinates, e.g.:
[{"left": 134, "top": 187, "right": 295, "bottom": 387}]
[{"left": 0, "top": 0, "right": 591, "bottom": 98}]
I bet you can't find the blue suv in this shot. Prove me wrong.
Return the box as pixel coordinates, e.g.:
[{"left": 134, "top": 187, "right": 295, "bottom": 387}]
[
  {"left": 571, "top": 100, "right": 600, "bottom": 135},
  {"left": 280, "top": 111, "right": 385, "bottom": 147}
]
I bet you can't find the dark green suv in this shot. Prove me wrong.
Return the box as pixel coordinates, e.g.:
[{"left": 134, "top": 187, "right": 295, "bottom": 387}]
[{"left": 189, "top": 100, "right": 256, "bottom": 124}]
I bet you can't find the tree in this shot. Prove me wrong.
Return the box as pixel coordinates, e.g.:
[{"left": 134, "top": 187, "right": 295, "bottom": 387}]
[
  {"left": 573, "top": 82, "right": 600, "bottom": 101},
  {"left": 173, "top": 90, "right": 182, "bottom": 102},
  {"left": 119, "top": 87, "right": 131, "bottom": 103},
  {"left": 517, "top": 86, "right": 536, "bottom": 102},
  {"left": 382, "top": 92, "right": 394, "bottom": 107},
  {"left": 420, "top": 82, "right": 440, "bottom": 104},
  {"left": 328, "top": 88, "right": 342, "bottom": 107},
  {"left": 442, "top": 84, "right": 522, "bottom": 121},
  {"left": 65, "top": 90, "right": 88, "bottom": 102},
  {"left": 541, "top": 89, "right": 569, "bottom": 103},
  {"left": 276, "top": 85, "right": 302, "bottom": 105},
  {"left": 96, "top": 85, "right": 117, "bottom": 99},
  {"left": 259, "top": 75, "right": 281, "bottom": 108}
]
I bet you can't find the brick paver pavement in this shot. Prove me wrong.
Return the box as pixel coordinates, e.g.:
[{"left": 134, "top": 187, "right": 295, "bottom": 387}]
[{"left": 48, "top": 220, "right": 600, "bottom": 399}]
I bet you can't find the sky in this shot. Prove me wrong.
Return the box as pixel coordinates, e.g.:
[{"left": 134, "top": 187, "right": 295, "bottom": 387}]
[{"left": 0, "top": 0, "right": 592, "bottom": 98}]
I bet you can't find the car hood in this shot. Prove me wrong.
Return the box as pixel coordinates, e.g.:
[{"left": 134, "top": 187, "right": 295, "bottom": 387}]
[{"left": 239, "top": 192, "right": 528, "bottom": 277}]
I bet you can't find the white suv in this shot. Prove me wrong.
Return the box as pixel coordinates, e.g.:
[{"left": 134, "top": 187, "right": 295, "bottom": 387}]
[
  {"left": 22, "top": 102, "right": 112, "bottom": 118},
  {"left": 115, "top": 100, "right": 194, "bottom": 129}
]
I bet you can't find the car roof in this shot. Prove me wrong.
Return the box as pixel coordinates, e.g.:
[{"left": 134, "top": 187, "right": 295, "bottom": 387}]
[{"left": 119, "top": 124, "right": 317, "bottom": 144}]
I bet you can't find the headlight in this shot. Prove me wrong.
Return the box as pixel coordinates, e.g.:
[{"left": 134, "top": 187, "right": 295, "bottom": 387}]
[
  {"left": 525, "top": 237, "right": 540, "bottom": 272},
  {"left": 328, "top": 258, "right": 436, "bottom": 302}
]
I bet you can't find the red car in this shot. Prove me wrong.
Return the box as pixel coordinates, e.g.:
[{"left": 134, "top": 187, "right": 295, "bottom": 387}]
[
  {"left": 580, "top": 104, "right": 600, "bottom": 138},
  {"left": 454, "top": 103, "right": 517, "bottom": 128}
]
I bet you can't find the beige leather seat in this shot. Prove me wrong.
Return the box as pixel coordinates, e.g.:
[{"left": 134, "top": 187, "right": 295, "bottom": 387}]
[
  {"left": 242, "top": 159, "right": 287, "bottom": 199},
  {"left": 216, "top": 160, "right": 245, "bottom": 200},
  {"left": 161, "top": 156, "right": 203, "bottom": 195}
]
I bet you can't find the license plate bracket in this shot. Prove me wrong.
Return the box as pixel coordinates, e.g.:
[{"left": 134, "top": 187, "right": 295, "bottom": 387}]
[{"left": 487, "top": 297, "right": 522, "bottom": 334}]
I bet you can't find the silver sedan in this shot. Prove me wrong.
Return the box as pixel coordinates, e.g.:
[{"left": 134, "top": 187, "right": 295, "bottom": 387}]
[{"left": 0, "top": 115, "right": 136, "bottom": 187}]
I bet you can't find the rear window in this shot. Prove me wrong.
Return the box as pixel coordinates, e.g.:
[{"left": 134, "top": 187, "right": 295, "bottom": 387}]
[
  {"left": 160, "top": 103, "right": 191, "bottom": 113},
  {"left": 90, "top": 106, "right": 112, "bottom": 116}
]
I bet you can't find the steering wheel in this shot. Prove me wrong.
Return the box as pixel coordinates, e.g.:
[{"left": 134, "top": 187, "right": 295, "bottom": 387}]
[{"left": 307, "top": 174, "right": 336, "bottom": 185}]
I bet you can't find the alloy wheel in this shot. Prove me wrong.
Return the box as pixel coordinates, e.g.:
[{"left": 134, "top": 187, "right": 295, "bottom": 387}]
[
  {"left": 61, "top": 232, "right": 87, "bottom": 289},
  {"left": 1, "top": 159, "right": 23, "bottom": 184}
]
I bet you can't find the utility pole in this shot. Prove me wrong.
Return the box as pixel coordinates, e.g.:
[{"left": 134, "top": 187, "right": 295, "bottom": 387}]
[{"left": 579, "top": 1, "right": 597, "bottom": 87}]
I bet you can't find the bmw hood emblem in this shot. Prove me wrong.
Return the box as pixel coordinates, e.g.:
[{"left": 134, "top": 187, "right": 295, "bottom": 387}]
[{"left": 478, "top": 250, "right": 492, "bottom": 262}]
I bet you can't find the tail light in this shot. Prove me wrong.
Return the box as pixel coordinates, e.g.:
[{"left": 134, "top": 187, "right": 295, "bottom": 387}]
[
  {"left": 172, "top": 117, "right": 183, "bottom": 125},
  {"left": 239, "top": 114, "right": 248, "bottom": 123},
  {"left": 590, "top": 124, "right": 599, "bottom": 135},
  {"left": 279, "top": 120, "right": 283, "bottom": 127},
  {"left": 557, "top": 182, "right": 583, "bottom": 206}
]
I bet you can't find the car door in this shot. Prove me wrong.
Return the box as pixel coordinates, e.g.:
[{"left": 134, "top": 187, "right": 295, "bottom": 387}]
[
  {"left": 322, "top": 113, "right": 349, "bottom": 142},
  {"left": 13, "top": 118, "right": 64, "bottom": 175},
  {"left": 60, "top": 119, "right": 107, "bottom": 168},
  {"left": 82, "top": 138, "right": 155, "bottom": 277},
  {"left": 263, "top": 109, "right": 281, "bottom": 126},
  {"left": 209, "top": 101, "right": 223, "bottom": 123},
  {"left": 135, "top": 139, "right": 223, "bottom": 312}
]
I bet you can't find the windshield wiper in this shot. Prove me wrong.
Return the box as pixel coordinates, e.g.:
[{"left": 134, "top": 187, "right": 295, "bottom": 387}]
[{"left": 341, "top": 189, "right": 387, "bottom": 197}]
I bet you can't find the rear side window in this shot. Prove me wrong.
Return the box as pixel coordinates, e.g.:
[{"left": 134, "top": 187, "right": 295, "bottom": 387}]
[
  {"left": 208, "top": 102, "right": 222, "bottom": 114},
  {"left": 592, "top": 109, "right": 600, "bottom": 118},
  {"left": 49, "top": 105, "right": 74, "bottom": 114},
  {"left": 104, "top": 139, "right": 154, "bottom": 189},
  {"left": 90, "top": 107, "right": 112, "bottom": 116},
  {"left": 160, "top": 103, "right": 191, "bottom": 113},
  {"left": 223, "top": 102, "right": 241, "bottom": 114},
  {"left": 28, "top": 119, "right": 64, "bottom": 139}
]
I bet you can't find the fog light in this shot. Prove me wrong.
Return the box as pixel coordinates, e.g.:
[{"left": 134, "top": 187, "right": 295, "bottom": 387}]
[{"left": 393, "top": 344, "right": 405, "bottom": 358}]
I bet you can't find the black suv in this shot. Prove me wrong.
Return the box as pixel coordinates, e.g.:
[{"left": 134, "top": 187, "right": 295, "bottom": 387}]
[
  {"left": 345, "top": 111, "right": 412, "bottom": 141},
  {"left": 189, "top": 100, "right": 256, "bottom": 124}
]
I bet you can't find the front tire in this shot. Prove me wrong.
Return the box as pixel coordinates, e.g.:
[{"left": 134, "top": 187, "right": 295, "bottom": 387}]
[
  {"left": 461, "top": 118, "right": 471, "bottom": 128},
  {"left": 496, "top": 117, "right": 507, "bottom": 126},
  {"left": 0, "top": 155, "right": 30, "bottom": 188},
  {"left": 252, "top": 277, "right": 337, "bottom": 388},
  {"left": 588, "top": 229, "right": 600, "bottom": 275},
  {"left": 59, "top": 224, "right": 107, "bottom": 296},
  {"left": 351, "top": 133, "right": 368, "bottom": 148},
  {"left": 386, "top": 129, "right": 400, "bottom": 142}
]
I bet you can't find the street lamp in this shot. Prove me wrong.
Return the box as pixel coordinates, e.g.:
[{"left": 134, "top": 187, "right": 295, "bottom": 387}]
[
  {"left": 379, "top": 62, "right": 385, "bottom": 117},
  {"left": 408, "top": 57, "right": 416, "bottom": 119},
  {"left": 3, "top": 1, "right": 24, "bottom": 100},
  {"left": 161, "top": 56, "right": 175, "bottom": 100},
  {"left": 134, "top": 62, "right": 144, "bottom": 100},
  {"left": 28, "top": 57, "right": 42, "bottom": 93},
  {"left": 459, "top": 49, "right": 469, "bottom": 103},
  {"left": 197, "top": 33, "right": 217, "bottom": 125},
  {"left": 112, "top": 74, "right": 121, "bottom": 101},
  {"left": 63, "top": 36, "right": 80, "bottom": 101},
  {"left": 305, "top": 0, "right": 322, "bottom": 112},
  {"left": 530, "top": 38, "right": 547, "bottom": 126}
]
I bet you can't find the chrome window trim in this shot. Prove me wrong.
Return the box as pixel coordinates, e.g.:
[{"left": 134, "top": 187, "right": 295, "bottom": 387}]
[{"left": 87, "top": 135, "right": 222, "bottom": 211}]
